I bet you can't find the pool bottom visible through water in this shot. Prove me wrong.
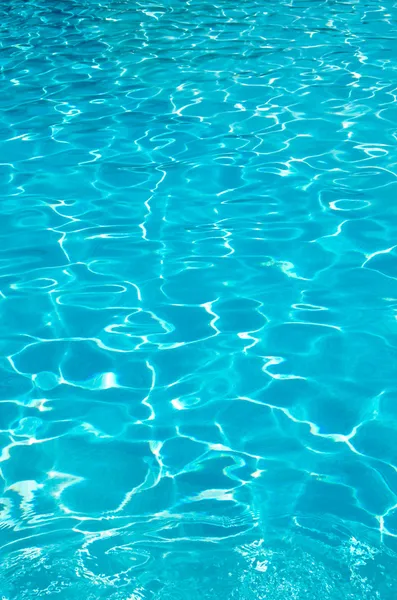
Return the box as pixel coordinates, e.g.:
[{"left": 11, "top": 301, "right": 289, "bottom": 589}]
[{"left": 1, "top": 0, "right": 397, "bottom": 597}]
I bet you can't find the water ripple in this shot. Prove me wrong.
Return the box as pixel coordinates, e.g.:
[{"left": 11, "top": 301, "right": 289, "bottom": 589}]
[{"left": 1, "top": 0, "right": 397, "bottom": 597}]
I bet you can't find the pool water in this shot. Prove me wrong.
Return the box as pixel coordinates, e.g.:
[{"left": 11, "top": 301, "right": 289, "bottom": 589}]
[{"left": 1, "top": 0, "right": 397, "bottom": 597}]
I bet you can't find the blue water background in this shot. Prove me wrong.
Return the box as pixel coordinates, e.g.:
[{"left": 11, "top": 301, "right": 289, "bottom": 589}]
[{"left": 1, "top": 0, "right": 397, "bottom": 597}]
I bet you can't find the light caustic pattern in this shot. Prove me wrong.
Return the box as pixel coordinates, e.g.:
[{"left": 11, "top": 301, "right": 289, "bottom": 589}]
[{"left": 1, "top": 0, "right": 397, "bottom": 597}]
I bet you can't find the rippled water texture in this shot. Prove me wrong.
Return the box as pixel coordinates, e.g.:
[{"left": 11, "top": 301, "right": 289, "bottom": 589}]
[{"left": 1, "top": 0, "right": 397, "bottom": 597}]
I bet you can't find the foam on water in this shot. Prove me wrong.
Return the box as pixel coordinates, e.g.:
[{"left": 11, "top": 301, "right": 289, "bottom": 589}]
[{"left": 1, "top": 0, "right": 397, "bottom": 597}]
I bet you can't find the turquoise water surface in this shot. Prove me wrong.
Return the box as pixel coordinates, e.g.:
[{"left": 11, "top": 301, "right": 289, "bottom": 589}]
[{"left": 2, "top": 0, "right": 397, "bottom": 597}]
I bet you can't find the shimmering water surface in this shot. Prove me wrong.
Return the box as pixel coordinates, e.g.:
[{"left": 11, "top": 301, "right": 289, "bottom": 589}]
[{"left": 1, "top": 0, "right": 397, "bottom": 597}]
